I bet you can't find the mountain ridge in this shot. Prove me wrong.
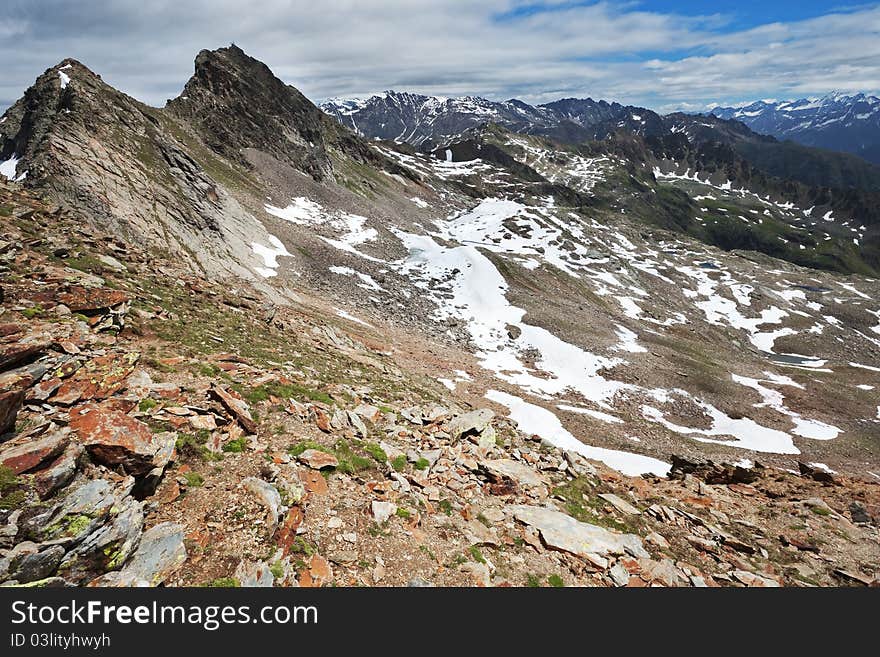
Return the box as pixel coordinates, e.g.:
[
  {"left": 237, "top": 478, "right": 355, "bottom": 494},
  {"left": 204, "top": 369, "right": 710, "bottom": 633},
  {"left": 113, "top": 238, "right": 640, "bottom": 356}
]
[{"left": 709, "top": 92, "right": 880, "bottom": 165}]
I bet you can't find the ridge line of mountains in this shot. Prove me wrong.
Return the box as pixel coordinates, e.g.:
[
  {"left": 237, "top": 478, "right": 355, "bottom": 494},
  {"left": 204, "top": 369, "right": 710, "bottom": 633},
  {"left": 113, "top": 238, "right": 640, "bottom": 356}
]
[{"left": 322, "top": 89, "right": 880, "bottom": 166}]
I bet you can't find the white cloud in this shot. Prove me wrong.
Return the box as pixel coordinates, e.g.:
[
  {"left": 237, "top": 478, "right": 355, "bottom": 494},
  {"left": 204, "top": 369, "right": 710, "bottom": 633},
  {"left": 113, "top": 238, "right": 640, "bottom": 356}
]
[{"left": 0, "top": 1, "right": 878, "bottom": 113}]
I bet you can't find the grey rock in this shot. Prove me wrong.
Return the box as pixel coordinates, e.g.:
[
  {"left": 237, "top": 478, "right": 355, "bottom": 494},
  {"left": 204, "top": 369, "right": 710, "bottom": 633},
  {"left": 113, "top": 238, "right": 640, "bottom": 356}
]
[
  {"left": 598, "top": 493, "right": 641, "bottom": 516},
  {"left": 242, "top": 477, "right": 284, "bottom": 529},
  {"left": 57, "top": 496, "right": 144, "bottom": 583},
  {"left": 400, "top": 407, "right": 424, "bottom": 425},
  {"left": 563, "top": 450, "right": 598, "bottom": 477},
  {"left": 234, "top": 560, "right": 275, "bottom": 587},
  {"left": 511, "top": 505, "right": 649, "bottom": 558},
  {"left": 7, "top": 545, "right": 65, "bottom": 584},
  {"left": 481, "top": 458, "right": 543, "bottom": 488},
  {"left": 448, "top": 408, "right": 494, "bottom": 440},
  {"left": 23, "top": 477, "right": 135, "bottom": 546},
  {"left": 609, "top": 563, "right": 630, "bottom": 587},
  {"left": 34, "top": 442, "right": 83, "bottom": 499},
  {"left": 407, "top": 577, "right": 435, "bottom": 587},
  {"left": 370, "top": 501, "right": 397, "bottom": 524},
  {"left": 347, "top": 411, "right": 368, "bottom": 438},
  {"left": 92, "top": 522, "right": 187, "bottom": 587}
]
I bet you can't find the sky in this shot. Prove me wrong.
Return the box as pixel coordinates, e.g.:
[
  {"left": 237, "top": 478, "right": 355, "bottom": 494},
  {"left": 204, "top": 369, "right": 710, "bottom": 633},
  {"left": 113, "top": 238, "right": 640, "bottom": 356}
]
[{"left": 1, "top": 1, "right": 879, "bottom": 114}]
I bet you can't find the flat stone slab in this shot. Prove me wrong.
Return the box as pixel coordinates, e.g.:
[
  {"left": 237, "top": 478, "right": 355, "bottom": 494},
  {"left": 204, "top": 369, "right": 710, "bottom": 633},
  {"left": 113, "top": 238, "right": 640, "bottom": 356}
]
[
  {"left": 448, "top": 408, "right": 494, "bottom": 439},
  {"left": 598, "top": 493, "right": 641, "bottom": 515},
  {"left": 511, "top": 504, "right": 648, "bottom": 559},
  {"left": 481, "top": 458, "right": 543, "bottom": 487}
]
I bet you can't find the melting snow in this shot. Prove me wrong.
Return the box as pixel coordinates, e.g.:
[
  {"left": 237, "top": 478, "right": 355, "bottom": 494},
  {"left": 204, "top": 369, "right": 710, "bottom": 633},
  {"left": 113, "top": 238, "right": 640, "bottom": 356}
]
[
  {"left": 556, "top": 404, "right": 624, "bottom": 424},
  {"left": 0, "top": 154, "right": 27, "bottom": 182},
  {"left": 334, "top": 308, "right": 372, "bottom": 327},
  {"left": 487, "top": 390, "right": 670, "bottom": 476},
  {"left": 732, "top": 373, "right": 840, "bottom": 441},
  {"left": 328, "top": 265, "right": 386, "bottom": 292},
  {"left": 251, "top": 235, "right": 291, "bottom": 278},
  {"left": 265, "top": 197, "right": 382, "bottom": 262}
]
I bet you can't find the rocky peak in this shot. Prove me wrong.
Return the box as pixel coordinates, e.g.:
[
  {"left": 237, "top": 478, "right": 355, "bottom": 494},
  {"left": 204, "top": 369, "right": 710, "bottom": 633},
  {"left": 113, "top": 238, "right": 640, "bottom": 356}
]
[
  {"left": 0, "top": 52, "right": 276, "bottom": 282},
  {"left": 166, "top": 44, "right": 334, "bottom": 180}
]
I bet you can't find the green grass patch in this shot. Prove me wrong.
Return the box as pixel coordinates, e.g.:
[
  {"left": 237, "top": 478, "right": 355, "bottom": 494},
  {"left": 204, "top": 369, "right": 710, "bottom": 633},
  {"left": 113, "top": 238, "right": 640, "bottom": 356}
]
[
  {"left": 222, "top": 437, "right": 247, "bottom": 453},
  {"left": 468, "top": 546, "right": 486, "bottom": 564},
  {"left": 204, "top": 577, "right": 240, "bottom": 587},
  {"left": 138, "top": 398, "right": 158, "bottom": 413},
  {"left": 183, "top": 472, "right": 204, "bottom": 487},
  {"left": 237, "top": 381, "right": 333, "bottom": 406}
]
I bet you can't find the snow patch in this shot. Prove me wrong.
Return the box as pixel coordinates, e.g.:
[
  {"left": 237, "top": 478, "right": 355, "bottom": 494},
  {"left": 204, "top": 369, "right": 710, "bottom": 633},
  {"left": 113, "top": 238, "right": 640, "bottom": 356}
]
[{"left": 488, "top": 390, "right": 670, "bottom": 476}]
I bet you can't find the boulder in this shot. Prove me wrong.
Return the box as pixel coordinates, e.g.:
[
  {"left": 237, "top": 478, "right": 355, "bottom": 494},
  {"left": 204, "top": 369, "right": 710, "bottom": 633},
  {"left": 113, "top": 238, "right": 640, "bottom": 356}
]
[
  {"left": 52, "top": 353, "right": 140, "bottom": 406},
  {"left": 33, "top": 442, "right": 83, "bottom": 498},
  {"left": 90, "top": 522, "right": 186, "bottom": 587},
  {"left": 370, "top": 501, "right": 397, "bottom": 524},
  {"left": 57, "top": 496, "right": 144, "bottom": 583},
  {"left": 448, "top": 408, "right": 494, "bottom": 440},
  {"left": 0, "top": 389, "right": 25, "bottom": 436},
  {"left": 481, "top": 458, "right": 543, "bottom": 488},
  {"left": 0, "top": 428, "right": 70, "bottom": 475},
  {"left": 210, "top": 385, "right": 257, "bottom": 433},
  {"left": 242, "top": 477, "right": 284, "bottom": 529},
  {"left": 511, "top": 505, "right": 648, "bottom": 559},
  {"left": 297, "top": 449, "right": 338, "bottom": 470},
  {"left": 69, "top": 402, "right": 174, "bottom": 476},
  {"left": 3, "top": 544, "right": 66, "bottom": 584},
  {"left": 23, "top": 477, "right": 135, "bottom": 546}
]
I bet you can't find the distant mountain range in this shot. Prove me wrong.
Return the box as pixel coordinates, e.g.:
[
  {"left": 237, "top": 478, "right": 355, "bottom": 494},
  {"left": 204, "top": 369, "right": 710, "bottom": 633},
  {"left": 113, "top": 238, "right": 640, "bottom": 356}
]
[
  {"left": 321, "top": 91, "right": 663, "bottom": 150},
  {"left": 709, "top": 93, "right": 880, "bottom": 165},
  {"left": 322, "top": 91, "right": 880, "bottom": 195}
]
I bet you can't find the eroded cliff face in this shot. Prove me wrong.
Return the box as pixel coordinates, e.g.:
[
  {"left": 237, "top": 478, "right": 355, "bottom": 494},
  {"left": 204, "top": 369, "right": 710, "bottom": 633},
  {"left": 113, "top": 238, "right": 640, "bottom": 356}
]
[{"left": 0, "top": 57, "right": 281, "bottom": 283}]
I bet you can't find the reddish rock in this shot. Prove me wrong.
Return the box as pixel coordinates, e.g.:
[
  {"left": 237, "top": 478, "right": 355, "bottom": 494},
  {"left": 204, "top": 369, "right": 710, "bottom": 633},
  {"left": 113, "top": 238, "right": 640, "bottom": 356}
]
[
  {"left": 300, "top": 468, "right": 329, "bottom": 495},
  {"left": 0, "top": 343, "right": 46, "bottom": 372},
  {"left": 210, "top": 385, "right": 257, "bottom": 433},
  {"left": 69, "top": 402, "right": 173, "bottom": 476},
  {"left": 0, "top": 429, "right": 69, "bottom": 475},
  {"left": 297, "top": 449, "right": 338, "bottom": 470},
  {"left": 27, "top": 378, "right": 62, "bottom": 402},
  {"left": 313, "top": 407, "right": 332, "bottom": 433},
  {"left": 52, "top": 352, "right": 140, "bottom": 406},
  {"left": 56, "top": 287, "right": 129, "bottom": 313},
  {"left": 299, "top": 554, "right": 332, "bottom": 588},
  {"left": 274, "top": 506, "right": 305, "bottom": 556},
  {"left": 0, "top": 324, "right": 22, "bottom": 338},
  {"left": 0, "top": 388, "right": 26, "bottom": 436}
]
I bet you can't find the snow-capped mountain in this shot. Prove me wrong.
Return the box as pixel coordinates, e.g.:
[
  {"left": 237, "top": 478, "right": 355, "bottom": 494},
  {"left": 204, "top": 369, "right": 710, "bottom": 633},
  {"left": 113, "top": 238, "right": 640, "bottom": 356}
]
[
  {"left": 320, "top": 91, "right": 653, "bottom": 149},
  {"left": 710, "top": 93, "right": 880, "bottom": 164}
]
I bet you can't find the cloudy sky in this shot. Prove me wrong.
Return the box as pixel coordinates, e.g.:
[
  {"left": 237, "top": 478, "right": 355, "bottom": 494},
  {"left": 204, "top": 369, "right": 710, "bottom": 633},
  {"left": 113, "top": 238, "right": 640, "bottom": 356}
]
[{"left": 2, "top": 1, "right": 879, "bottom": 113}]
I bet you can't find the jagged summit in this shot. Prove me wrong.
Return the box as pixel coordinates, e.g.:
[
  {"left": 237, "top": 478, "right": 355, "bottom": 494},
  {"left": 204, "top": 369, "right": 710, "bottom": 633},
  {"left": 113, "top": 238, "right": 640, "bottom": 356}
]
[{"left": 167, "top": 44, "right": 335, "bottom": 180}]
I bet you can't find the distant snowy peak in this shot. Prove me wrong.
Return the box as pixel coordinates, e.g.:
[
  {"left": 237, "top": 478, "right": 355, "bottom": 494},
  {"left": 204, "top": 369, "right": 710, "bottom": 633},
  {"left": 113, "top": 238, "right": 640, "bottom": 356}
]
[
  {"left": 710, "top": 92, "right": 880, "bottom": 164},
  {"left": 320, "top": 90, "right": 654, "bottom": 149}
]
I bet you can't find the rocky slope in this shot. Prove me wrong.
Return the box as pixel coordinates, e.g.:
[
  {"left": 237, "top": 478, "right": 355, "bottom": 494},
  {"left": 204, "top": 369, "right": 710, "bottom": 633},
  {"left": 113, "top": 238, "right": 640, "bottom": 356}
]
[
  {"left": 1, "top": 184, "right": 877, "bottom": 588},
  {"left": 711, "top": 93, "right": 880, "bottom": 165},
  {"left": 1, "top": 47, "right": 878, "bottom": 587}
]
